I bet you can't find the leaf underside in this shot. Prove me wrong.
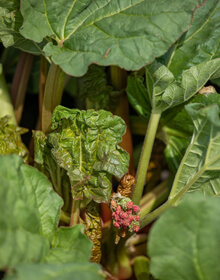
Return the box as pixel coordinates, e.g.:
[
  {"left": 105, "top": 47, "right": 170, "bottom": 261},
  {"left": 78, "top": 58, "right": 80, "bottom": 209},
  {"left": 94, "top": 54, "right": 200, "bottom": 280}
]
[
  {"left": 17, "top": 0, "right": 205, "bottom": 76},
  {"left": 163, "top": 93, "right": 220, "bottom": 173},
  {"left": 169, "top": 102, "right": 220, "bottom": 199}
]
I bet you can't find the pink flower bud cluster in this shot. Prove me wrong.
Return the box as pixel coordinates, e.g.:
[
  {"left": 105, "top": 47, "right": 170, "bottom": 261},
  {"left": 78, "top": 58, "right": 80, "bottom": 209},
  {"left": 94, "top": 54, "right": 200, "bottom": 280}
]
[{"left": 110, "top": 195, "right": 140, "bottom": 233}]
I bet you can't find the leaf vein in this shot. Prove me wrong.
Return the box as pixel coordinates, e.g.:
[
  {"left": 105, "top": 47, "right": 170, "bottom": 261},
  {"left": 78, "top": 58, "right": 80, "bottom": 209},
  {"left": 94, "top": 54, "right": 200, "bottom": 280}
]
[
  {"left": 61, "top": 0, "right": 77, "bottom": 40},
  {"left": 184, "top": 5, "right": 217, "bottom": 45}
]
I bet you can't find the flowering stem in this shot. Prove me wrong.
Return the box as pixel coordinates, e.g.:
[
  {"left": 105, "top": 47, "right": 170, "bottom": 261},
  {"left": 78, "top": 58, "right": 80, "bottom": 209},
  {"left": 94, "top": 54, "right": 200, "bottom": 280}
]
[
  {"left": 116, "top": 237, "right": 132, "bottom": 279},
  {"left": 132, "top": 111, "right": 161, "bottom": 205}
]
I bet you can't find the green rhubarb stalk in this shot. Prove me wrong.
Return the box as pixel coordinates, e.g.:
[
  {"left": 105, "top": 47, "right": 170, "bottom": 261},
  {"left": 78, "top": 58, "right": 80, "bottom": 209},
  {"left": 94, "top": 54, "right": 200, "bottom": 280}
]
[
  {"left": 140, "top": 198, "right": 172, "bottom": 229},
  {"left": 133, "top": 256, "right": 150, "bottom": 280},
  {"left": 132, "top": 111, "right": 161, "bottom": 205},
  {"left": 140, "top": 179, "right": 169, "bottom": 218},
  {"left": 116, "top": 238, "right": 133, "bottom": 279},
  {"left": 110, "top": 66, "right": 127, "bottom": 91},
  {"left": 139, "top": 171, "right": 200, "bottom": 228},
  {"left": 42, "top": 62, "right": 66, "bottom": 134},
  {"left": 60, "top": 210, "right": 70, "bottom": 224}
]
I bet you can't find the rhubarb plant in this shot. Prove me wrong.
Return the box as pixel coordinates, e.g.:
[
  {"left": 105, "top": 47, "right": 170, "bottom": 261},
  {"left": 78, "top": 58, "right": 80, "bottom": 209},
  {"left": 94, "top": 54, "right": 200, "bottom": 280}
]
[{"left": 1, "top": 0, "right": 220, "bottom": 280}]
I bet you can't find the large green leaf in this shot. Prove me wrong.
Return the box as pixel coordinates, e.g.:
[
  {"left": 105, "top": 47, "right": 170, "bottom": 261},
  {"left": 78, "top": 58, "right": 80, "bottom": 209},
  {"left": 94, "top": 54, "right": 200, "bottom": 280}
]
[
  {"left": 127, "top": 58, "right": 220, "bottom": 114},
  {"left": 148, "top": 193, "right": 220, "bottom": 280},
  {"left": 167, "top": 0, "right": 220, "bottom": 78},
  {"left": 34, "top": 106, "right": 129, "bottom": 203},
  {"left": 19, "top": 0, "right": 205, "bottom": 76},
  {"left": 0, "top": 0, "right": 45, "bottom": 54},
  {"left": 0, "top": 154, "right": 63, "bottom": 268},
  {"left": 4, "top": 263, "right": 105, "bottom": 280},
  {"left": 169, "top": 102, "right": 220, "bottom": 199},
  {"left": 43, "top": 225, "right": 93, "bottom": 263}
]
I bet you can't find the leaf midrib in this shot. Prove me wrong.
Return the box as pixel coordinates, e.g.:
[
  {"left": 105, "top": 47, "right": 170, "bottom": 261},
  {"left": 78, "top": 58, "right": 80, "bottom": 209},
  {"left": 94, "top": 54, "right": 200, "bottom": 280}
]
[
  {"left": 171, "top": 140, "right": 220, "bottom": 201},
  {"left": 170, "top": 117, "right": 209, "bottom": 198},
  {"left": 193, "top": 219, "right": 206, "bottom": 280},
  {"left": 61, "top": 0, "right": 77, "bottom": 40}
]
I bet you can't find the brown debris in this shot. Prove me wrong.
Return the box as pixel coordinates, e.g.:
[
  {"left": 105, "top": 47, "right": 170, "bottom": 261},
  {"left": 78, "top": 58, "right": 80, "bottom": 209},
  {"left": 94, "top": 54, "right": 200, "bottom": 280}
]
[
  {"left": 117, "top": 173, "right": 136, "bottom": 198},
  {"left": 199, "top": 86, "right": 216, "bottom": 96},
  {"left": 84, "top": 202, "right": 102, "bottom": 263}
]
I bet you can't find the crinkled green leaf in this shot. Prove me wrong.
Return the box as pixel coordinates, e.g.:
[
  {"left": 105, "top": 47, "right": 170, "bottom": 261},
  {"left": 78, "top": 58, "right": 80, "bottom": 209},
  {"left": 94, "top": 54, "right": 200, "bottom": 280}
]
[
  {"left": 78, "top": 65, "right": 120, "bottom": 111},
  {"left": 167, "top": 0, "right": 220, "bottom": 79},
  {"left": 0, "top": 154, "right": 63, "bottom": 268},
  {"left": 34, "top": 106, "right": 129, "bottom": 203},
  {"left": 4, "top": 263, "right": 105, "bottom": 280},
  {"left": 127, "top": 58, "right": 220, "bottom": 114},
  {"left": 0, "top": 0, "right": 45, "bottom": 54},
  {"left": 169, "top": 102, "right": 220, "bottom": 199},
  {"left": 19, "top": 0, "right": 204, "bottom": 76},
  {"left": 148, "top": 193, "right": 220, "bottom": 280},
  {"left": 43, "top": 225, "right": 93, "bottom": 263},
  {"left": 33, "top": 130, "right": 72, "bottom": 212},
  {"left": 0, "top": 116, "right": 29, "bottom": 162}
]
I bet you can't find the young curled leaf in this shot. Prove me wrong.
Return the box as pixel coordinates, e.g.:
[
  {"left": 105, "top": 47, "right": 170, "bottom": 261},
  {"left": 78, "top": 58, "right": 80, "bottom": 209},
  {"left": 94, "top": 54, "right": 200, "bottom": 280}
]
[
  {"left": 84, "top": 202, "right": 102, "bottom": 263},
  {"left": 78, "top": 64, "right": 121, "bottom": 111}
]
